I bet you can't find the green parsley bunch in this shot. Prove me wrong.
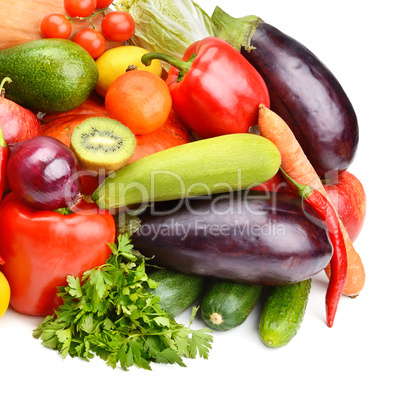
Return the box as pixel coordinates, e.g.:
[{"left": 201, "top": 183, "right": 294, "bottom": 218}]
[{"left": 33, "top": 234, "right": 213, "bottom": 370}]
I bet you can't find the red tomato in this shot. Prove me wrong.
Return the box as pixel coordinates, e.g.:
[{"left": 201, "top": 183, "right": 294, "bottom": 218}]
[
  {"left": 74, "top": 28, "right": 106, "bottom": 59},
  {"left": 101, "top": 11, "right": 135, "bottom": 42},
  {"left": 64, "top": 0, "right": 96, "bottom": 17},
  {"left": 105, "top": 70, "right": 172, "bottom": 135},
  {"left": 40, "top": 13, "right": 72, "bottom": 39},
  {"left": 96, "top": 0, "right": 114, "bottom": 8}
]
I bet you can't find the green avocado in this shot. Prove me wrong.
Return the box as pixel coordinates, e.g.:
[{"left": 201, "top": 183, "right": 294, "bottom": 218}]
[{"left": 0, "top": 38, "right": 98, "bottom": 113}]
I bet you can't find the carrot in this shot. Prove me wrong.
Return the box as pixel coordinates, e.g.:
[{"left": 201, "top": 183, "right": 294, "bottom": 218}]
[{"left": 258, "top": 104, "right": 365, "bottom": 297}]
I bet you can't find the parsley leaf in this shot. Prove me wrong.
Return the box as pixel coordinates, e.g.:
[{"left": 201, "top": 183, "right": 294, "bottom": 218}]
[{"left": 33, "top": 234, "right": 213, "bottom": 370}]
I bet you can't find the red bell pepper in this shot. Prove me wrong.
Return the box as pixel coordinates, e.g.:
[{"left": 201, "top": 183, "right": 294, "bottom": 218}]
[
  {"left": 141, "top": 37, "right": 270, "bottom": 139},
  {"left": 0, "top": 193, "right": 116, "bottom": 316}
]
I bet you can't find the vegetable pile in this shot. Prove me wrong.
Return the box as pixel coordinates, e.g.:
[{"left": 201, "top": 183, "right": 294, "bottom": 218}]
[{"left": 0, "top": 0, "right": 367, "bottom": 370}]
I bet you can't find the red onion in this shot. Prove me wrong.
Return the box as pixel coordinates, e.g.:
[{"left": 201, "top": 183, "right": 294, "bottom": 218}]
[{"left": 7, "top": 136, "right": 82, "bottom": 210}]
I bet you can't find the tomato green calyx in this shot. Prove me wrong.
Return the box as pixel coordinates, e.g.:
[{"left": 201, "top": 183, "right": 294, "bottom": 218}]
[
  {"left": 280, "top": 167, "right": 313, "bottom": 199},
  {"left": 67, "top": 7, "right": 109, "bottom": 30},
  {"left": 141, "top": 52, "right": 196, "bottom": 82},
  {"left": 0, "top": 77, "right": 12, "bottom": 98}
]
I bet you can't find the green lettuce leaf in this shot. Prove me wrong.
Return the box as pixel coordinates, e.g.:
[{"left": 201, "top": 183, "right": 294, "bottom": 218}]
[{"left": 115, "top": 0, "right": 215, "bottom": 64}]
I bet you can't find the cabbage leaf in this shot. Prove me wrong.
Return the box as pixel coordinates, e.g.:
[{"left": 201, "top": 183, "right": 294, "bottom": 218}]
[{"left": 116, "top": 0, "right": 215, "bottom": 64}]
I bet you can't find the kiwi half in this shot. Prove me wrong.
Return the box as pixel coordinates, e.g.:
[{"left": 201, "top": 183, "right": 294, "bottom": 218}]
[{"left": 71, "top": 117, "right": 136, "bottom": 173}]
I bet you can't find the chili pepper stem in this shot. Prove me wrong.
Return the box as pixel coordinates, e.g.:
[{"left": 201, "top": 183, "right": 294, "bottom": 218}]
[{"left": 280, "top": 167, "right": 313, "bottom": 199}]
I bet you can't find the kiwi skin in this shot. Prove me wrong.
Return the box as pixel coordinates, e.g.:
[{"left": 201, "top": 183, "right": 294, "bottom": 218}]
[{"left": 71, "top": 117, "right": 136, "bottom": 174}]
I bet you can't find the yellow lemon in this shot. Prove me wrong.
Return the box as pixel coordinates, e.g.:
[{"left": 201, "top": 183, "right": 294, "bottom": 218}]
[
  {"left": 0, "top": 271, "right": 10, "bottom": 319},
  {"left": 95, "top": 45, "right": 163, "bottom": 97}
]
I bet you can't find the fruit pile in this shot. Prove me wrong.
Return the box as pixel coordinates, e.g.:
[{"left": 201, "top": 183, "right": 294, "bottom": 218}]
[{"left": 0, "top": 0, "right": 367, "bottom": 370}]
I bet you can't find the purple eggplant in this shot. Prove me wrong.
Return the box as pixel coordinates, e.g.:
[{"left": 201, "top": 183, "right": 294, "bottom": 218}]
[
  {"left": 122, "top": 192, "right": 333, "bottom": 286},
  {"left": 211, "top": 7, "right": 359, "bottom": 179}
]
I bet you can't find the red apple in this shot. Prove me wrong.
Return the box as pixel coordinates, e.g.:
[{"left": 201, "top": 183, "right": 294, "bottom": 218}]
[
  {"left": 0, "top": 78, "right": 42, "bottom": 144},
  {"left": 324, "top": 170, "right": 366, "bottom": 242}
]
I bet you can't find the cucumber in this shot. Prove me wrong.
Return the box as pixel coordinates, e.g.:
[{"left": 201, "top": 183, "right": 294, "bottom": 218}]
[
  {"left": 259, "top": 279, "right": 311, "bottom": 347},
  {"left": 92, "top": 134, "right": 281, "bottom": 210},
  {"left": 201, "top": 279, "right": 263, "bottom": 331},
  {"left": 0, "top": 39, "right": 98, "bottom": 113},
  {"left": 148, "top": 269, "right": 207, "bottom": 318}
]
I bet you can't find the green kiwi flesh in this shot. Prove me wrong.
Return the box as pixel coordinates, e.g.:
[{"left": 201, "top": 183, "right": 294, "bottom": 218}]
[{"left": 71, "top": 117, "right": 136, "bottom": 173}]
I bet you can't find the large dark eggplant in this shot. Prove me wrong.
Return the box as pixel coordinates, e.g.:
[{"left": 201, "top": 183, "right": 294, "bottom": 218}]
[
  {"left": 121, "top": 192, "right": 333, "bottom": 286},
  {"left": 211, "top": 7, "right": 359, "bottom": 179}
]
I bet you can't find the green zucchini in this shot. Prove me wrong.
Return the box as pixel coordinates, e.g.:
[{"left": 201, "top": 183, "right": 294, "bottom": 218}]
[
  {"left": 259, "top": 279, "right": 311, "bottom": 348},
  {"left": 148, "top": 269, "right": 207, "bottom": 318},
  {"left": 92, "top": 133, "right": 281, "bottom": 209},
  {"left": 201, "top": 279, "right": 263, "bottom": 331}
]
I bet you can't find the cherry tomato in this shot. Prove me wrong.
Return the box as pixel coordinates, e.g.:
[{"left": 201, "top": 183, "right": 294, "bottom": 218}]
[
  {"left": 96, "top": 0, "right": 114, "bottom": 8},
  {"left": 74, "top": 28, "right": 106, "bottom": 59},
  {"left": 105, "top": 70, "right": 172, "bottom": 135},
  {"left": 64, "top": 0, "right": 96, "bottom": 18},
  {"left": 101, "top": 11, "right": 135, "bottom": 42},
  {"left": 40, "top": 13, "right": 72, "bottom": 39}
]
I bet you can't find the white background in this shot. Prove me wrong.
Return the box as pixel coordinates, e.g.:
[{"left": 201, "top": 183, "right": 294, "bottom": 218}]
[{"left": 1, "top": 0, "right": 401, "bottom": 400}]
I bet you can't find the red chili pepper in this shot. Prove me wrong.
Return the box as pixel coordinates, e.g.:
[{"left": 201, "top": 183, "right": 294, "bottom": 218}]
[
  {"left": 0, "top": 123, "right": 7, "bottom": 265},
  {"left": 282, "top": 169, "right": 348, "bottom": 327},
  {"left": 0, "top": 193, "right": 116, "bottom": 316},
  {"left": 141, "top": 37, "right": 270, "bottom": 139}
]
